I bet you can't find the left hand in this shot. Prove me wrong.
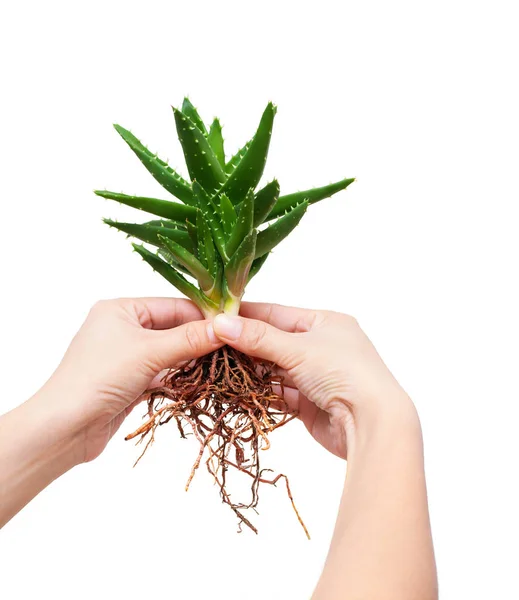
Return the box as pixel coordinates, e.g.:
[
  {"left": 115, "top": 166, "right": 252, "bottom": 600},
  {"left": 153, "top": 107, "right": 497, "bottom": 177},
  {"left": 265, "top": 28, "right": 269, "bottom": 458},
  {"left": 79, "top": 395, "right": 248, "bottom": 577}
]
[{"left": 38, "top": 298, "right": 222, "bottom": 463}]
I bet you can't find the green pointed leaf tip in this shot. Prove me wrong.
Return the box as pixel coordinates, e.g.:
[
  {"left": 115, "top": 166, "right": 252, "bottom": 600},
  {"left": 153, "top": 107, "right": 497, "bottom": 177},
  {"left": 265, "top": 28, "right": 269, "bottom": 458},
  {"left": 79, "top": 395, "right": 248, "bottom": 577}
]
[
  {"left": 221, "top": 102, "right": 277, "bottom": 204},
  {"left": 103, "top": 219, "right": 193, "bottom": 251},
  {"left": 255, "top": 200, "right": 308, "bottom": 258},
  {"left": 173, "top": 108, "right": 226, "bottom": 193},
  {"left": 253, "top": 180, "right": 280, "bottom": 227},
  {"left": 94, "top": 190, "right": 197, "bottom": 223},
  {"left": 207, "top": 118, "right": 225, "bottom": 167},
  {"left": 112, "top": 125, "right": 194, "bottom": 205},
  {"left": 181, "top": 98, "right": 208, "bottom": 135},
  {"left": 268, "top": 177, "right": 355, "bottom": 221}
]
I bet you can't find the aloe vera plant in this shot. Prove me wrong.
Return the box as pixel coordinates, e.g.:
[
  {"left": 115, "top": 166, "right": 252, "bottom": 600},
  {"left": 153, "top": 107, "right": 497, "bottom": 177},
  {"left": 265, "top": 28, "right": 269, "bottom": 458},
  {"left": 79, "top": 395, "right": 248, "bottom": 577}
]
[
  {"left": 95, "top": 99, "right": 354, "bottom": 536},
  {"left": 95, "top": 99, "right": 354, "bottom": 317}
]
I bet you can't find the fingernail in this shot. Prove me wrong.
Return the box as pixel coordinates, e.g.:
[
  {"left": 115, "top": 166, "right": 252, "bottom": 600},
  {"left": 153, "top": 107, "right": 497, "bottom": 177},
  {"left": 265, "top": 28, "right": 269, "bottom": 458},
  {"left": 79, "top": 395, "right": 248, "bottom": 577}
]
[
  {"left": 206, "top": 322, "right": 218, "bottom": 344},
  {"left": 213, "top": 314, "right": 243, "bottom": 341}
]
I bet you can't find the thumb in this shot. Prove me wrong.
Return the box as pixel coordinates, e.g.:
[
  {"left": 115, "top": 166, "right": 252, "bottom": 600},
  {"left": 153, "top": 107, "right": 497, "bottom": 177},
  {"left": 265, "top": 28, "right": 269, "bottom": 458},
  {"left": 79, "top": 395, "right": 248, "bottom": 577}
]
[
  {"left": 148, "top": 319, "right": 223, "bottom": 370},
  {"left": 212, "top": 314, "right": 302, "bottom": 369}
]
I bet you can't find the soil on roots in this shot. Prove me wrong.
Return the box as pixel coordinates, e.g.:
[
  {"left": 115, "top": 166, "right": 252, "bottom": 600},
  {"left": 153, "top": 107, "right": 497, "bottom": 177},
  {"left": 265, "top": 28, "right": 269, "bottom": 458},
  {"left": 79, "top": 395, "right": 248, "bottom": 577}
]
[{"left": 125, "top": 346, "right": 309, "bottom": 538}]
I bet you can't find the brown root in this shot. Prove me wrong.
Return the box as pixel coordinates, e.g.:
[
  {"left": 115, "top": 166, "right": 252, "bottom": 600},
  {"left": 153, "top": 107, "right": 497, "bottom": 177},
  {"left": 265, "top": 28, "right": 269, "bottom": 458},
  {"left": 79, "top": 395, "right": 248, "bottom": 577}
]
[{"left": 125, "top": 346, "right": 309, "bottom": 539}]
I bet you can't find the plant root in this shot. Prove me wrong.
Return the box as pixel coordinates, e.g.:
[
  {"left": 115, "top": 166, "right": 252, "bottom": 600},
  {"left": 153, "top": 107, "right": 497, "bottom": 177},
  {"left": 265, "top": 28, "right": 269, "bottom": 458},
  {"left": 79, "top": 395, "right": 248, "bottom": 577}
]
[{"left": 125, "top": 346, "right": 309, "bottom": 539}]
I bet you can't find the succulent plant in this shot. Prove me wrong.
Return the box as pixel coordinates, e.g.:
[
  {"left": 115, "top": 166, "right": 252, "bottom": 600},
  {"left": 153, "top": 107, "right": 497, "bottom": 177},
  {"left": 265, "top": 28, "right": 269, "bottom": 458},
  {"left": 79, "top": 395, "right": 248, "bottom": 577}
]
[{"left": 95, "top": 98, "right": 354, "bottom": 317}]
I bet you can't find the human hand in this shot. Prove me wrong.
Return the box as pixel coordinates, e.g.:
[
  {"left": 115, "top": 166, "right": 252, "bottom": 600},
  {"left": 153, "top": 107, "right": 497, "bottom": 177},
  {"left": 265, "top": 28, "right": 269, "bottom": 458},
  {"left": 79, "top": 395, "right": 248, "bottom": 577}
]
[
  {"left": 212, "top": 303, "right": 418, "bottom": 459},
  {"left": 38, "top": 298, "right": 222, "bottom": 463}
]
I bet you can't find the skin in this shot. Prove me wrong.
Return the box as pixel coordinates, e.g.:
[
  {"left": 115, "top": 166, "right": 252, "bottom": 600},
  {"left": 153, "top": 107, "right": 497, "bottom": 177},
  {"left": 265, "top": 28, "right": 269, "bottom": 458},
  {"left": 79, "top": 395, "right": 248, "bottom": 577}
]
[{"left": 0, "top": 298, "right": 437, "bottom": 599}]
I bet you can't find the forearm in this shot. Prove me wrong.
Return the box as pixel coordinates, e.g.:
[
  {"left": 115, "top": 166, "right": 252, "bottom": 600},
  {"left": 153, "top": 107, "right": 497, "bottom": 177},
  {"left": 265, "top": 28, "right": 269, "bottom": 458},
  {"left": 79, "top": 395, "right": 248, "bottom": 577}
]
[
  {"left": 0, "top": 390, "right": 81, "bottom": 528},
  {"left": 313, "top": 399, "right": 437, "bottom": 600}
]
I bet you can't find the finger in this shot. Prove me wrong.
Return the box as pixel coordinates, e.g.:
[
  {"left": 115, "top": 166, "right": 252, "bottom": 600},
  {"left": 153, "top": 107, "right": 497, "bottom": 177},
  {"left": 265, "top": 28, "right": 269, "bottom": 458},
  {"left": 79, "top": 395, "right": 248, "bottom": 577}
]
[
  {"left": 212, "top": 314, "right": 304, "bottom": 369},
  {"left": 129, "top": 297, "right": 204, "bottom": 330},
  {"left": 239, "top": 302, "right": 323, "bottom": 333},
  {"left": 147, "top": 319, "right": 223, "bottom": 370}
]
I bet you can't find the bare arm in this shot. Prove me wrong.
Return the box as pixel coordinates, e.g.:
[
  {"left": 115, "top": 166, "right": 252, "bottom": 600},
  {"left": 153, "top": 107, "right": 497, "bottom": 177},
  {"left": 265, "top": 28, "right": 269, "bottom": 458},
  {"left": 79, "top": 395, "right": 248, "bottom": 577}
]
[
  {"left": 213, "top": 304, "right": 438, "bottom": 600},
  {"left": 0, "top": 298, "right": 221, "bottom": 529},
  {"left": 314, "top": 403, "right": 436, "bottom": 599}
]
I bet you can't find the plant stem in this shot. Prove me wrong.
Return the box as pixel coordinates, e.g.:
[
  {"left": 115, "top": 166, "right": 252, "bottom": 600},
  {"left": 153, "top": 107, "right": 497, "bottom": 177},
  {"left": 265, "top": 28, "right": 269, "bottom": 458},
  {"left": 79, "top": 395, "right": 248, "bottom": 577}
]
[{"left": 223, "top": 293, "right": 241, "bottom": 316}]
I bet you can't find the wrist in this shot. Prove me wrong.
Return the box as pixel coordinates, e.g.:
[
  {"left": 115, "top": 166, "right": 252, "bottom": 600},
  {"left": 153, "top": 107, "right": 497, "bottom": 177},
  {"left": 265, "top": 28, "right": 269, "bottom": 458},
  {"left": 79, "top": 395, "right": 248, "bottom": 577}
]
[
  {"left": 23, "top": 386, "right": 86, "bottom": 470},
  {"left": 345, "top": 390, "right": 422, "bottom": 462}
]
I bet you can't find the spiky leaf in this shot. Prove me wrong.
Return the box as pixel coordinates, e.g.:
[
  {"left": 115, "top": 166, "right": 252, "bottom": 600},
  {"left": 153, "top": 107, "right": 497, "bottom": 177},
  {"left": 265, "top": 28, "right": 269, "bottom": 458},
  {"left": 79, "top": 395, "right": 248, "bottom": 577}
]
[
  {"left": 142, "top": 218, "right": 187, "bottom": 230},
  {"left": 226, "top": 189, "right": 254, "bottom": 257},
  {"left": 157, "top": 248, "right": 192, "bottom": 276},
  {"left": 267, "top": 178, "right": 355, "bottom": 220},
  {"left": 133, "top": 244, "right": 217, "bottom": 317},
  {"left": 255, "top": 201, "right": 308, "bottom": 258},
  {"left": 181, "top": 98, "right": 208, "bottom": 135},
  {"left": 173, "top": 108, "right": 226, "bottom": 193},
  {"left": 225, "top": 230, "right": 257, "bottom": 297},
  {"left": 113, "top": 125, "right": 194, "bottom": 205},
  {"left": 248, "top": 253, "right": 269, "bottom": 282},
  {"left": 224, "top": 140, "right": 251, "bottom": 175},
  {"left": 103, "top": 220, "right": 193, "bottom": 251},
  {"left": 94, "top": 191, "right": 197, "bottom": 223},
  {"left": 192, "top": 182, "right": 228, "bottom": 262},
  {"left": 253, "top": 180, "right": 280, "bottom": 227},
  {"left": 220, "top": 103, "right": 276, "bottom": 204},
  {"left": 207, "top": 118, "right": 225, "bottom": 167},
  {"left": 219, "top": 193, "right": 237, "bottom": 235},
  {"left": 186, "top": 219, "right": 198, "bottom": 249},
  {"left": 196, "top": 211, "right": 218, "bottom": 276},
  {"left": 158, "top": 235, "right": 214, "bottom": 294}
]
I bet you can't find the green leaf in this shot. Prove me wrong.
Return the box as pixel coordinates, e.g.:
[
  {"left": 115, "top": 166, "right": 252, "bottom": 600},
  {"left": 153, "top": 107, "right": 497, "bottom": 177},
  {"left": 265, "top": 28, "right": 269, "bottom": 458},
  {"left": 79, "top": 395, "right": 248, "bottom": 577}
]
[
  {"left": 220, "top": 103, "right": 277, "bottom": 204},
  {"left": 157, "top": 248, "right": 192, "bottom": 276},
  {"left": 181, "top": 98, "right": 208, "bottom": 135},
  {"left": 207, "top": 118, "right": 225, "bottom": 167},
  {"left": 192, "top": 182, "right": 228, "bottom": 262},
  {"left": 224, "top": 140, "right": 251, "bottom": 175},
  {"left": 197, "top": 211, "right": 217, "bottom": 276},
  {"left": 103, "top": 219, "right": 193, "bottom": 251},
  {"left": 253, "top": 180, "right": 280, "bottom": 227},
  {"left": 158, "top": 234, "right": 214, "bottom": 295},
  {"left": 132, "top": 244, "right": 217, "bottom": 317},
  {"left": 94, "top": 190, "right": 197, "bottom": 223},
  {"left": 226, "top": 189, "right": 254, "bottom": 257},
  {"left": 255, "top": 201, "right": 308, "bottom": 258},
  {"left": 113, "top": 125, "right": 194, "bottom": 205},
  {"left": 248, "top": 252, "right": 269, "bottom": 282},
  {"left": 186, "top": 219, "right": 198, "bottom": 249},
  {"left": 267, "top": 177, "right": 355, "bottom": 220},
  {"left": 173, "top": 108, "right": 226, "bottom": 192},
  {"left": 141, "top": 218, "right": 187, "bottom": 230},
  {"left": 225, "top": 230, "right": 257, "bottom": 297},
  {"left": 219, "top": 193, "right": 237, "bottom": 236}
]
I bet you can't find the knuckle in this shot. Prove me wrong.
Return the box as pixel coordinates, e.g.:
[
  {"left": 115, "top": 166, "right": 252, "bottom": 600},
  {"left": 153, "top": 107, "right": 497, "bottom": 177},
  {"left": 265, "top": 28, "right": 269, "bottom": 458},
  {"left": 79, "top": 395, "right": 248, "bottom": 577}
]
[
  {"left": 246, "top": 320, "right": 268, "bottom": 352},
  {"left": 184, "top": 322, "right": 203, "bottom": 355},
  {"left": 296, "top": 310, "right": 325, "bottom": 332}
]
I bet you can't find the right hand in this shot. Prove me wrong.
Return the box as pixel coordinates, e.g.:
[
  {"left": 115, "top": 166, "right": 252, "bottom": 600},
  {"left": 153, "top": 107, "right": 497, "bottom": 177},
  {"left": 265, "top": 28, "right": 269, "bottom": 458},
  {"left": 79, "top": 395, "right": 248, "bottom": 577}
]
[{"left": 212, "top": 303, "right": 418, "bottom": 459}]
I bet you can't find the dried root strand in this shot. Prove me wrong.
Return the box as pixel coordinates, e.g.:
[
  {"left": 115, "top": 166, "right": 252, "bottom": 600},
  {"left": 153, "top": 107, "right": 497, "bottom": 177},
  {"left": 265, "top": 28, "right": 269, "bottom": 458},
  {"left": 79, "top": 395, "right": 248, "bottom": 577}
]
[{"left": 125, "top": 346, "right": 309, "bottom": 538}]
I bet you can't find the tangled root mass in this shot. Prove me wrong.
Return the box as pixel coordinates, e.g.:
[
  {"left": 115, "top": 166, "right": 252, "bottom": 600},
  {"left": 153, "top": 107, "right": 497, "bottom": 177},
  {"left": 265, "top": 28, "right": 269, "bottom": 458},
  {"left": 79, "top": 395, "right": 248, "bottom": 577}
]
[{"left": 125, "top": 346, "right": 309, "bottom": 538}]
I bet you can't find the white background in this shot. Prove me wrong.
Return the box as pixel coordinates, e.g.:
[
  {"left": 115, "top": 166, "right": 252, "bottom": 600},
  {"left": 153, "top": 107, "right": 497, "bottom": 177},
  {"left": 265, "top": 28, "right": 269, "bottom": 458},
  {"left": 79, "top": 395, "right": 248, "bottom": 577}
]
[{"left": 0, "top": 1, "right": 518, "bottom": 598}]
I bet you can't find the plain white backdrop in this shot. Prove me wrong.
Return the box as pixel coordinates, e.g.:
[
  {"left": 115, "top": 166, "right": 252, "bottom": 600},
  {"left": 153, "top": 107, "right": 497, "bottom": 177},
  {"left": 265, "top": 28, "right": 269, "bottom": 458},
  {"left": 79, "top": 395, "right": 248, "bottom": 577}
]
[{"left": 0, "top": 1, "right": 518, "bottom": 598}]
